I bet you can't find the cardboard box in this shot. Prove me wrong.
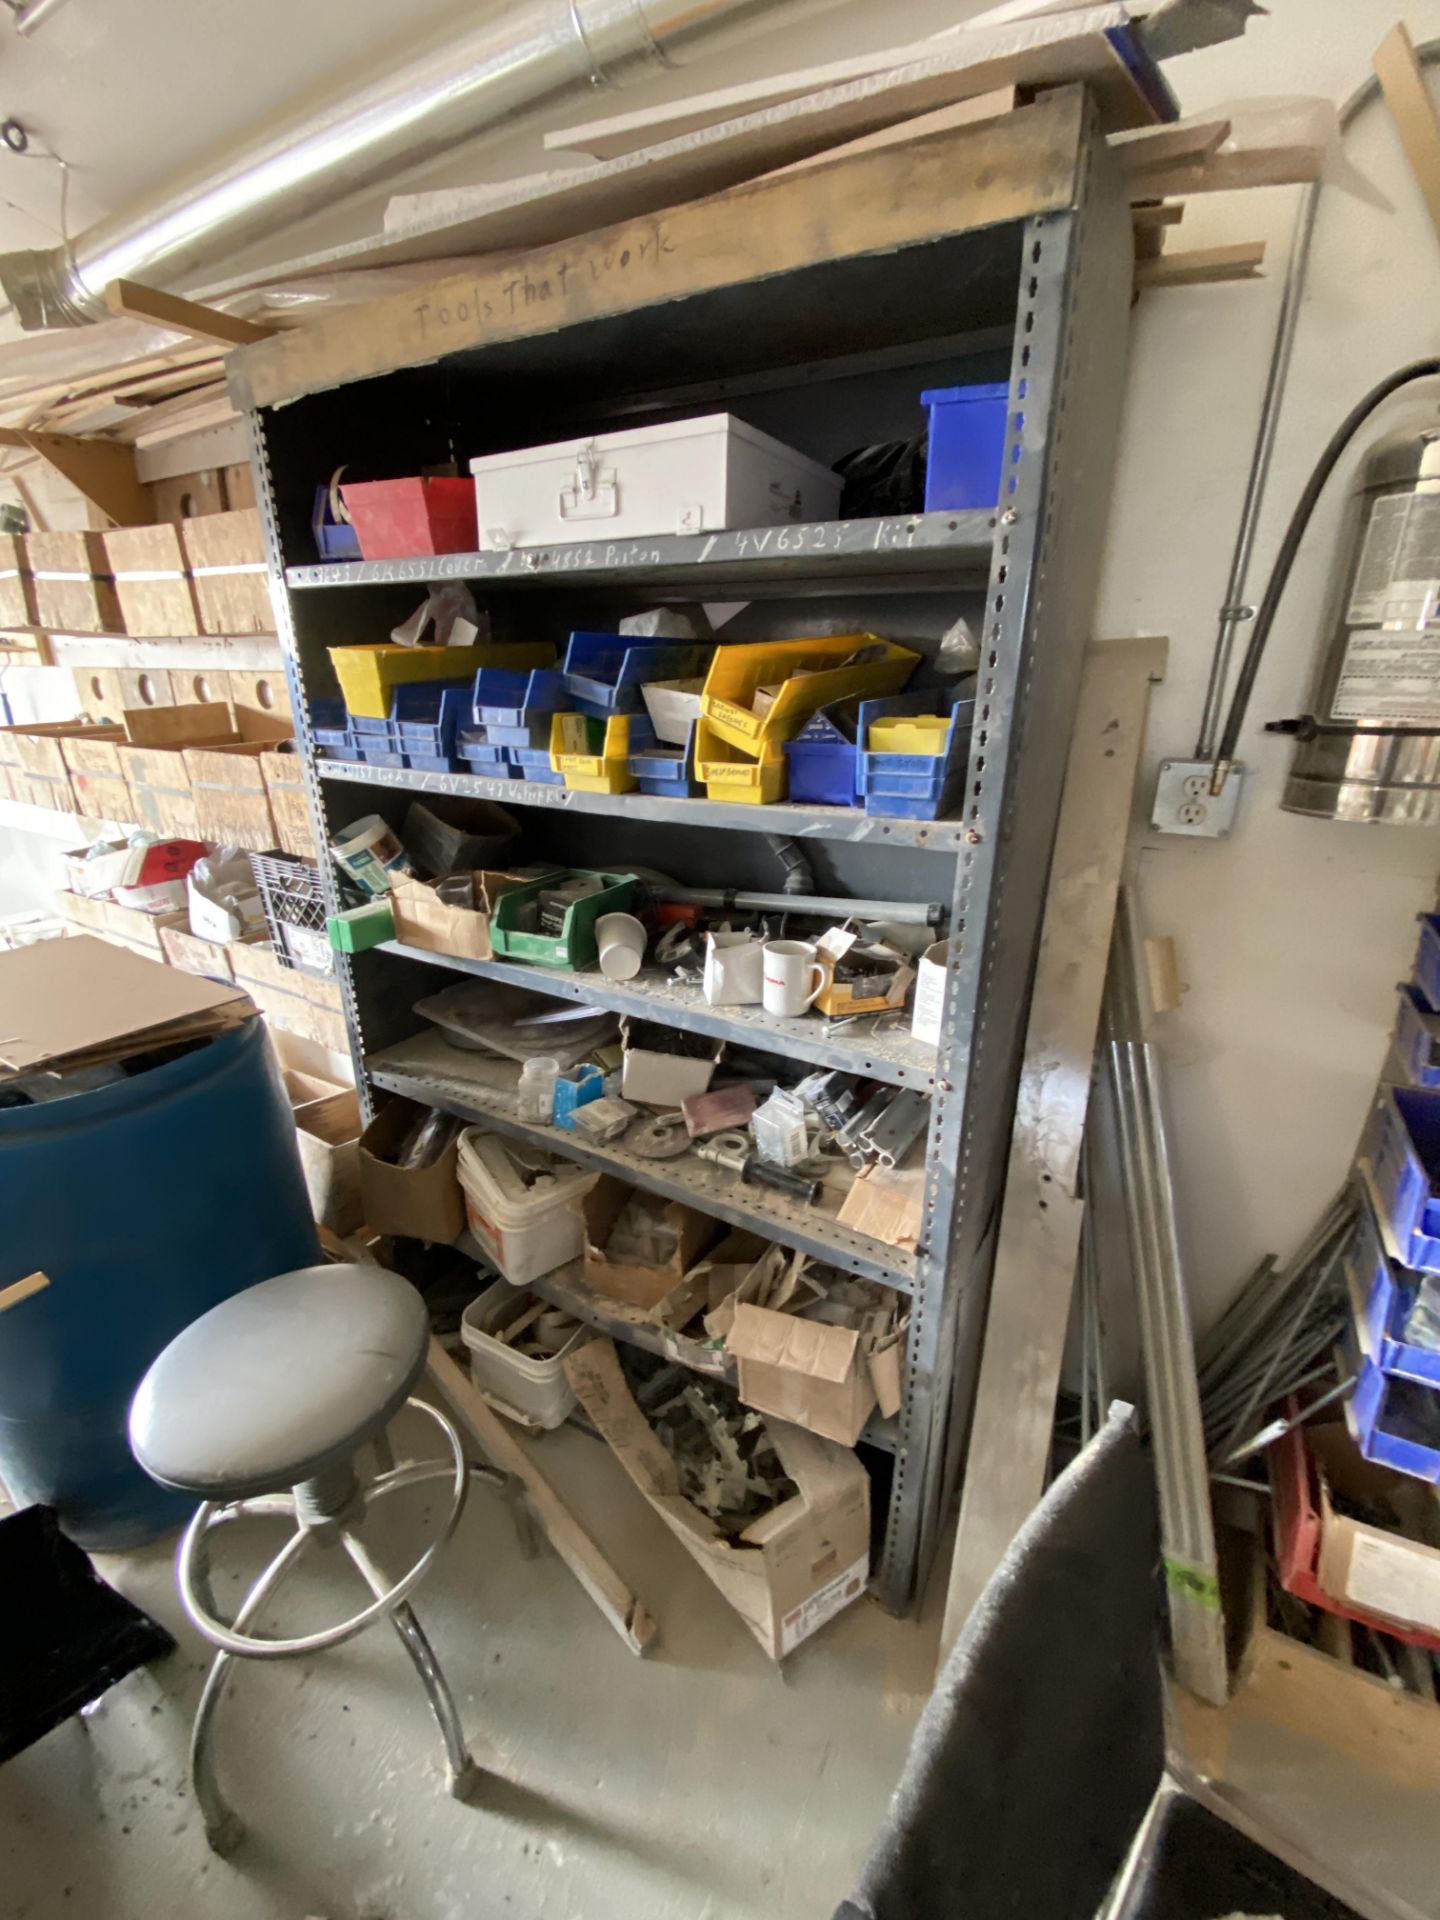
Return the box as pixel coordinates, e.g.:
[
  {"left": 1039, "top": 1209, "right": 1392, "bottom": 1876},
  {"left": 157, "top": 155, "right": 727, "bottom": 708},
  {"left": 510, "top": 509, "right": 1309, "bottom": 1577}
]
[
  {"left": 389, "top": 870, "right": 526, "bottom": 961},
  {"left": 814, "top": 928, "right": 916, "bottom": 1019},
  {"left": 260, "top": 746, "right": 314, "bottom": 858},
  {"left": 619, "top": 1016, "right": 723, "bottom": 1106},
  {"left": 581, "top": 1175, "right": 719, "bottom": 1310},
  {"left": 0, "top": 529, "right": 37, "bottom": 629},
  {"left": 185, "top": 737, "right": 289, "bottom": 847},
  {"left": 117, "top": 702, "right": 237, "bottom": 838},
  {"left": 59, "top": 729, "right": 131, "bottom": 821},
  {"left": 26, "top": 529, "right": 122, "bottom": 633},
  {"left": 103, "top": 522, "right": 201, "bottom": 637},
  {"left": 284, "top": 1068, "right": 363, "bottom": 1234},
  {"left": 1288, "top": 1423, "right": 1440, "bottom": 1642},
  {"left": 566, "top": 1339, "right": 871, "bottom": 1659},
  {"left": 160, "top": 923, "right": 237, "bottom": 980},
  {"left": 727, "top": 1306, "right": 876, "bottom": 1446},
  {"left": 181, "top": 508, "right": 272, "bottom": 635},
  {"left": 358, "top": 1097, "right": 464, "bottom": 1243},
  {"left": 58, "top": 888, "right": 185, "bottom": 956}
]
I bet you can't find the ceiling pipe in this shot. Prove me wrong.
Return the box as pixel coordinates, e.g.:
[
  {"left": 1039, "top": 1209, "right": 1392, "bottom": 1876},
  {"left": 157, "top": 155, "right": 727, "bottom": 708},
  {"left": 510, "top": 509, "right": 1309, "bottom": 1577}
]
[{"left": 0, "top": 0, "right": 848, "bottom": 330}]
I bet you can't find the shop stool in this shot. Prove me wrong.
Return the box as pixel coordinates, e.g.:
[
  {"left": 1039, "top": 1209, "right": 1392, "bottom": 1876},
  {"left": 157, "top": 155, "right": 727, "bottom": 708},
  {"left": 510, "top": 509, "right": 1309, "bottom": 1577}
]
[{"left": 129, "top": 1262, "right": 496, "bottom": 1856}]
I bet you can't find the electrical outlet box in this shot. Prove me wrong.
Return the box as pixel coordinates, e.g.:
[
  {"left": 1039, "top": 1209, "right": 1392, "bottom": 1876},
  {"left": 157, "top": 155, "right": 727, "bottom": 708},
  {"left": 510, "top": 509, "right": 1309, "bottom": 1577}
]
[{"left": 1150, "top": 758, "right": 1245, "bottom": 838}]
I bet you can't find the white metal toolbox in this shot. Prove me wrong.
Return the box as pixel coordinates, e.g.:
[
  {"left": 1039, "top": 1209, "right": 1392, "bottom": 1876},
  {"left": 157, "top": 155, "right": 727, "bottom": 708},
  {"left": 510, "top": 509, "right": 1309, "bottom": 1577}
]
[{"left": 469, "top": 413, "right": 841, "bottom": 550}]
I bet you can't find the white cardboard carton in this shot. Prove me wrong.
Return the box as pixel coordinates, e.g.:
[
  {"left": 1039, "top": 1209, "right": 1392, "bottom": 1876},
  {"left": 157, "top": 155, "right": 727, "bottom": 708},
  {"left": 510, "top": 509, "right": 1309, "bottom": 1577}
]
[{"left": 566, "top": 1339, "right": 870, "bottom": 1659}]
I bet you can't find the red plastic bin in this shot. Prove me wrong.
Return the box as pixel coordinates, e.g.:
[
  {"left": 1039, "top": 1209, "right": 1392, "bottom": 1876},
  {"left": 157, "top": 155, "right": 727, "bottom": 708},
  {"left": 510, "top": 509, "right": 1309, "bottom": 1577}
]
[
  {"left": 1270, "top": 1409, "right": 1440, "bottom": 1651},
  {"left": 339, "top": 477, "right": 477, "bottom": 560}
]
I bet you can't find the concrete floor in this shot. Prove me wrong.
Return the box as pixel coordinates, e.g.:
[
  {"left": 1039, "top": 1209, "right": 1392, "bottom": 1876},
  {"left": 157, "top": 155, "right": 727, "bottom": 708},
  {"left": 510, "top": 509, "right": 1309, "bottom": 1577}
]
[{"left": 1, "top": 1405, "right": 940, "bottom": 1920}]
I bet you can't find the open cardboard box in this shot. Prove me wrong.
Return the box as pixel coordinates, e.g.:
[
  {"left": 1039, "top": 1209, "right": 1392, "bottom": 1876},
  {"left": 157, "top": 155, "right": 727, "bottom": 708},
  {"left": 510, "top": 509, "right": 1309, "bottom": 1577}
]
[
  {"left": 619, "top": 1015, "right": 723, "bottom": 1106},
  {"left": 358, "top": 1096, "right": 463, "bottom": 1244},
  {"left": 284, "top": 1067, "right": 363, "bottom": 1235},
  {"left": 566, "top": 1339, "right": 871, "bottom": 1660},
  {"left": 581, "top": 1174, "right": 719, "bottom": 1311},
  {"left": 389, "top": 870, "right": 528, "bottom": 962}
]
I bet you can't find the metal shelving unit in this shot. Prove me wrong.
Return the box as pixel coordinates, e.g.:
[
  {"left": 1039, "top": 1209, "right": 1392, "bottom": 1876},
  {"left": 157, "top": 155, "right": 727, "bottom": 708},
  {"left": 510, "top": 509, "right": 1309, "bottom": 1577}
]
[{"left": 240, "top": 87, "right": 1133, "bottom": 1614}]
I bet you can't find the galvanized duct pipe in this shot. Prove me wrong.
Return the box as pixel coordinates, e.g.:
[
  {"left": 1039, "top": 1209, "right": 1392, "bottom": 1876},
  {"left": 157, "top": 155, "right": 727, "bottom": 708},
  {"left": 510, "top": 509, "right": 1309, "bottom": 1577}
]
[{"left": 0, "top": 0, "right": 846, "bottom": 330}]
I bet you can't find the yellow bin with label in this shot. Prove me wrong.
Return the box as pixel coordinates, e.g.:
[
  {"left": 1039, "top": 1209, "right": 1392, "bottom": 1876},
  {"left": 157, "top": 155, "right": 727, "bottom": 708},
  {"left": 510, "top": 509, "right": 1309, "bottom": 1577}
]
[
  {"left": 330, "top": 641, "right": 555, "bottom": 719},
  {"left": 693, "top": 716, "right": 787, "bottom": 805},
  {"left": 700, "top": 635, "right": 919, "bottom": 758},
  {"left": 550, "top": 712, "right": 635, "bottom": 794}
]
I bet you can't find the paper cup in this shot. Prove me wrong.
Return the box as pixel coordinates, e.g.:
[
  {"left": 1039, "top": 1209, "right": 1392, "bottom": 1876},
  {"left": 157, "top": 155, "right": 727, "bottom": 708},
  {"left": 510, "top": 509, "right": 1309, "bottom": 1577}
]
[{"left": 596, "top": 911, "right": 646, "bottom": 980}]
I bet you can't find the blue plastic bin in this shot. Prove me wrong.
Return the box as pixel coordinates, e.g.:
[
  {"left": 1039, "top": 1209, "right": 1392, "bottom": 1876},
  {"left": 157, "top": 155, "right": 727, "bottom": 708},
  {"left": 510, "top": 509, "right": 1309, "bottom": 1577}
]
[
  {"left": 394, "top": 683, "right": 470, "bottom": 768},
  {"left": 310, "top": 699, "right": 354, "bottom": 756},
  {"left": 562, "top": 634, "right": 713, "bottom": 717},
  {"left": 553, "top": 1064, "right": 604, "bottom": 1129},
  {"left": 1346, "top": 1339, "right": 1440, "bottom": 1484},
  {"left": 510, "top": 744, "right": 565, "bottom": 785},
  {"left": 1363, "top": 1085, "right": 1440, "bottom": 1273},
  {"left": 1413, "top": 914, "right": 1440, "bottom": 1011},
  {"left": 1348, "top": 1191, "right": 1440, "bottom": 1389},
  {"left": 784, "top": 701, "right": 860, "bottom": 807},
  {"left": 922, "top": 383, "right": 1011, "bottom": 511},
  {"left": 1395, "top": 982, "right": 1440, "bottom": 1090},
  {"left": 312, "top": 483, "right": 362, "bottom": 561},
  {"left": 857, "top": 690, "right": 975, "bottom": 821},
  {"left": 629, "top": 716, "right": 704, "bottom": 798},
  {"left": 472, "top": 666, "right": 567, "bottom": 730},
  {"left": 457, "top": 729, "right": 513, "bottom": 770}
]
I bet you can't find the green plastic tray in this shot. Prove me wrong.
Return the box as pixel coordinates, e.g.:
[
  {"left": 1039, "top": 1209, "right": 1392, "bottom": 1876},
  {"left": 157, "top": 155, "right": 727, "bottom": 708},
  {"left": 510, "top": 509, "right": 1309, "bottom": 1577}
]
[{"left": 490, "top": 869, "right": 637, "bottom": 970}]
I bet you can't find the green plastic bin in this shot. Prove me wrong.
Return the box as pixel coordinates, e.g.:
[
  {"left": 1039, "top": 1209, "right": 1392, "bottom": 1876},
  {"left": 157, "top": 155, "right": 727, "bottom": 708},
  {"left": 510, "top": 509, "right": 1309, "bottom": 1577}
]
[{"left": 490, "top": 869, "right": 636, "bottom": 970}]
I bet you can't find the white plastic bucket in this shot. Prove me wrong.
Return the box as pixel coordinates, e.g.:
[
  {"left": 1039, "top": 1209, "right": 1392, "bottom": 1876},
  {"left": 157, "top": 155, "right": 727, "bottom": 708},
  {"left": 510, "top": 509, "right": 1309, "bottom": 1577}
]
[
  {"left": 457, "top": 1128, "right": 595, "bottom": 1284},
  {"left": 461, "top": 1281, "right": 589, "bottom": 1430}
]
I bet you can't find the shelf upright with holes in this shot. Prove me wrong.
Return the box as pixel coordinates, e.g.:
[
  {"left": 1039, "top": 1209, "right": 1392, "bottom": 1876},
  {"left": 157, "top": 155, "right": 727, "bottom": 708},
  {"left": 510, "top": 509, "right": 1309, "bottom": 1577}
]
[{"left": 228, "top": 86, "right": 1133, "bottom": 1615}]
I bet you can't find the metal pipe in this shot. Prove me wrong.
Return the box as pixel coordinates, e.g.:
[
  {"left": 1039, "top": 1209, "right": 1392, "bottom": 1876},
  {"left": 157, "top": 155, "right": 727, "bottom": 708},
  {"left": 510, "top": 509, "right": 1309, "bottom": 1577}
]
[
  {"left": 1193, "top": 46, "right": 1440, "bottom": 758},
  {"left": 8, "top": 0, "right": 73, "bottom": 33},
  {"left": 654, "top": 884, "right": 945, "bottom": 925},
  {"left": 0, "top": 0, "right": 846, "bottom": 329}
]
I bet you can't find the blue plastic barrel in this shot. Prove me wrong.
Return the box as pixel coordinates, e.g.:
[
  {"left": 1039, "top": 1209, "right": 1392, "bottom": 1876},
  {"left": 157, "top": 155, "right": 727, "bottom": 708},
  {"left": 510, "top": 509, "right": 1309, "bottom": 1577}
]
[{"left": 0, "top": 1019, "right": 320, "bottom": 1547}]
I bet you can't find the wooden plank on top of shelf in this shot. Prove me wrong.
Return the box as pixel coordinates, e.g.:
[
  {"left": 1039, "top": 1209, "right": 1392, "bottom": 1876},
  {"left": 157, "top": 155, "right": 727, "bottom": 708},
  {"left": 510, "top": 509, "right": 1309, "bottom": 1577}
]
[
  {"left": 1375, "top": 20, "right": 1440, "bottom": 253},
  {"left": 102, "top": 279, "right": 275, "bottom": 349},
  {"left": 228, "top": 88, "right": 1085, "bottom": 412}
]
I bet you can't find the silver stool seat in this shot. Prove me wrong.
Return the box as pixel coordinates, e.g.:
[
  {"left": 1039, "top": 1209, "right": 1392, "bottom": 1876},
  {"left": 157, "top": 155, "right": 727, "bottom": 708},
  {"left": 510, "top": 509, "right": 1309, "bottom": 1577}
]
[{"left": 130, "top": 1263, "right": 492, "bottom": 1856}]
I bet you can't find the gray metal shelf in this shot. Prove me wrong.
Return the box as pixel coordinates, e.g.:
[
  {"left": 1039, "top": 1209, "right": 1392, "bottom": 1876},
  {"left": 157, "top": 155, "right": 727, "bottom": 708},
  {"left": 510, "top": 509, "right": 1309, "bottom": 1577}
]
[
  {"left": 317, "top": 758, "right": 969, "bottom": 850},
  {"left": 382, "top": 939, "right": 938, "bottom": 1088},
  {"left": 287, "top": 510, "right": 995, "bottom": 591},
  {"left": 251, "top": 91, "right": 1133, "bottom": 1616},
  {"left": 367, "top": 1029, "right": 916, "bottom": 1291}
]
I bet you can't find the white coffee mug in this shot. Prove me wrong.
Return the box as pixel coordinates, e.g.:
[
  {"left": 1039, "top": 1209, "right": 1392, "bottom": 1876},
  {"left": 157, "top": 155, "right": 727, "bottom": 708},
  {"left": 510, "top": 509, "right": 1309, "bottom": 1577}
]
[
  {"left": 762, "top": 939, "right": 826, "bottom": 1018},
  {"left": 596, "top": 911, "right": 646, "bottom": 980}
]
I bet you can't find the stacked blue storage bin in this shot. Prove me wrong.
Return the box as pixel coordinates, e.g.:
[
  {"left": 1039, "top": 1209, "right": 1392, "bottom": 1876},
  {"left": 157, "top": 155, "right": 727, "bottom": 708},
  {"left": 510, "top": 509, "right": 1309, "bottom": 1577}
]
[
  {"left": 561, "top": 632, "right": 714, "bottom": 717},
  {"left": 309, "top": 699, "right": 355, "bottom": 759},
  {"left": 856, "top": 690, "right": 975, "bottom": 821},
  {"left": 459, "top": 667, "right": 566, "bottom": 781},
  {"left": 1354, "top": 1080, "right": 1440, "bottom": 1480},
  {"left": 627, "top": 715, "right": 704, "bottom": 798},
  {"left": 783, "top": 701, "right": 860, "bottom": 807}
]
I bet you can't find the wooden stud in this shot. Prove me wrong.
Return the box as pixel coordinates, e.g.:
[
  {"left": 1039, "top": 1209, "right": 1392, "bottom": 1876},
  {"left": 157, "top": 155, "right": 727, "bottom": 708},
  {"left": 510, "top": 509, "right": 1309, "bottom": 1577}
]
[
  {"left": 1112, "top": 116, "right": 1230, "bottom": 176},
  {"left": 940, "top": 637, "right": 1166, "bottom": 1659},
  {"left": 103, "top": 279, "right": 274, "bottom": 349},
  {"left": 1375, "top": 20, "right": 1440, "bottom": 252},
  {"left": 425, "top": 1337, "right": 658, "bottom": 1657},
  {"left": 1135, "top": 241, "right": 1265, "bottom": 288},
  {"left": 0, "top": 428, "right": 150, "bottom": 525}
]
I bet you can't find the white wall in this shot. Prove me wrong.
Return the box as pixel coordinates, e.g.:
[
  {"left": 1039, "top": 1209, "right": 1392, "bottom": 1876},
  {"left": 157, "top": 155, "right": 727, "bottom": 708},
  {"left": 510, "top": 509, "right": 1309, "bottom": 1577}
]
[{"left": 6, "top": 0, "right": 1440, "bottom": 1325}]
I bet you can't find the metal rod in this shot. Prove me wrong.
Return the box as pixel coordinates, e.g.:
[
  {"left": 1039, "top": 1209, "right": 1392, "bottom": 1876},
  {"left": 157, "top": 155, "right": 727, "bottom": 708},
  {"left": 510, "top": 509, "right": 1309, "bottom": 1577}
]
[
  {"left": 652, "top": 885, "right": 944, "bottom": 926},
  {"left": 9, "top": 0, "right": 73, "bottom": 32}
]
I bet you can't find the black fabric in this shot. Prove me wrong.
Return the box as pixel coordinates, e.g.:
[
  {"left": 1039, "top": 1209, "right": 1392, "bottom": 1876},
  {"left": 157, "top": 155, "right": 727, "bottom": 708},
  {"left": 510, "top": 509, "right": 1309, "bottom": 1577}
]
[
  {"left": 836, "top": 1410, "right": 1165, "bottom": 1920},
  {"left": 1115, "top": 1794, "right": 1363, "bottom": 1920},
  {"left": 0, "top": 1504, "right": 174, "bottom": 1763}
]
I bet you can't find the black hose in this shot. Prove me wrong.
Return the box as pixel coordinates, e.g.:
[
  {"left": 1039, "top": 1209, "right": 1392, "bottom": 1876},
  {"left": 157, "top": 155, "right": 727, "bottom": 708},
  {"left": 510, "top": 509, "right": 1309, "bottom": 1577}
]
[{"left": 1211, "top": 357, "right": 1440, "bottom": 792}]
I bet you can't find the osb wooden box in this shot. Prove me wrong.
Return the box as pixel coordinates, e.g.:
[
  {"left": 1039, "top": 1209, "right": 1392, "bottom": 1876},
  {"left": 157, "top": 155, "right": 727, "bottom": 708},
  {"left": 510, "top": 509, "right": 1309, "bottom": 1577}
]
[
  {"left": 229, "top": 938, "right": 347, "bottom": 1053},
  {"left": 226, "top": 666, "right": 292, "bottom": 730},
  {"left": 58, "top": 887, "right": 185, "bottom": 957},
  {"left": 103, "top": 522, "right": 202, "bottom": 637},
  {"left": 0, "top": 530, "right": 38, "bottom": 629},
  {"left": 74, "top": 665, "right": 174, "bottom": 722},
  {"left": 181, "top": 509, "right": 273, "bottom": 635},
  {"left": 260, "top": 746, "right": 314, "bottom": 857},
  {"left": 5, "top": 721, "right": 121, "bottom": 809},
  {"left": 26, "top": 531, "right": 122, "bottom": 634},
  {"left": 117, "top": 702, "right": 235, "bottom": 838},
  {"left": 61, "top": 729, "right": 132, "bottom": 821},
  {"left": 185, "top": 721, "right": 293, "bottom": 848}
]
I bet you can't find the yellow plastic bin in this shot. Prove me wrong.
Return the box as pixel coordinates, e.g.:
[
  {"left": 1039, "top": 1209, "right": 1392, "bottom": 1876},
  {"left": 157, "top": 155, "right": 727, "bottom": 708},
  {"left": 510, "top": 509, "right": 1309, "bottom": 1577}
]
[
  {"left": 700, "top": 635, "right": 919, "bottom": 757},
  {"left": 549, "top": 712, "right": 635, "bottom": 794},
  {"left": 693, "top": 715, "right": 787, "bottom": 805},
  {"left": 330, "top": 641, "right": 554, "bottom": 719},
  {"left": 867, "top": 714, "right": 951, "bottom": 755}
]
